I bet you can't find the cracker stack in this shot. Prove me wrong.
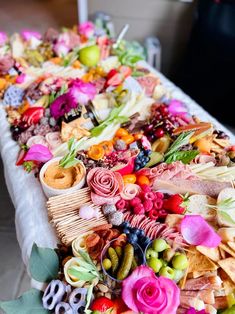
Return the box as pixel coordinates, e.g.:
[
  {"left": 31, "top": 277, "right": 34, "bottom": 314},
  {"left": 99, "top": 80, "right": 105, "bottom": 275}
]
[{"left": 47, "top": 187, "right": 108, "bottom": 245}]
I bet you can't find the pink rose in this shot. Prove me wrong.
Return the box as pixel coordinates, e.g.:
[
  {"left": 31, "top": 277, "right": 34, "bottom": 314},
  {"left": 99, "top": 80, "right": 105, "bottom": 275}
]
[
  {"left": 122, "top": 265, "right": 180, "bottom": 314},
  {"left": 69, "top": 79, "right": 96, "bottom": 105},
  {"left": 21, "top": 30, "right": 41, "bottom": 41},
  {"left": 78, "top": 21, "right": 95, "bottom": 38}
]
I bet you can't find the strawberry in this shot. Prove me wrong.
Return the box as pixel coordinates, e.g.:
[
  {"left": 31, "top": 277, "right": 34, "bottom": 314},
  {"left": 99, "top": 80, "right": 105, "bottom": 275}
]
[
  {"left": 90, "top": 297, "right": 114, "bottom": 313},
  {"left": 15, "top": 149, "right": 27, "bottom": 166},
  {"left": 163, "top": 194, "right": 185, "bottom": 214},
  {"left": 112, "top": 298, "right": 131, "bottom": 314}
]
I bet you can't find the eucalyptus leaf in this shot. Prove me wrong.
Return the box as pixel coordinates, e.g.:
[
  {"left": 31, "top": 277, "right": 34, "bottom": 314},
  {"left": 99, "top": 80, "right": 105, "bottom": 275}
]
[
  {"left": 165, "top": 150, "right": 199, "bottom": 164},
  {"left": 67, "top": 269, "right": 96, "bottom": 281},
  {"left": 0, "top": 289, "right": 48, "bottom": 314},
  {"left": 29, "top": 243, "right": 59, "bottom": 282},
  {"left": 219, "top": 211, "right": 235, "bottom": 225}
]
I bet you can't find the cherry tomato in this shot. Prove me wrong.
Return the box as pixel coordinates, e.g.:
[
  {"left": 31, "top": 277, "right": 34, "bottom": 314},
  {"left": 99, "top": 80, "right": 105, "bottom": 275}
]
[
  {"left": 87, "top": 145, "right": 105, "bottom": 160},
  {"left": 115, "top": 128, "right": 129, "bottom": 138},
  {"left": 100, "top": 140, "right": 113, "bottom": 155},
  {"left": 137, "top": 175, "right": 150, "bottom": 186},
  {"left": 122, "top": 174, "right": 137, "bottom": 184},
  {"left": 121, "top": 134, "right": 135, "bottom": 145},
  {"left": 134, "top": 133, "right": 143, "bottom": 140}
]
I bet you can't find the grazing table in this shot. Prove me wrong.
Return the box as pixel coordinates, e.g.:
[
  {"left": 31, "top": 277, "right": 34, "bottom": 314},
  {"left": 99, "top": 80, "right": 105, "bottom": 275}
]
[{"left": 0, "top": 61, "right": 234, "bottom": 280}]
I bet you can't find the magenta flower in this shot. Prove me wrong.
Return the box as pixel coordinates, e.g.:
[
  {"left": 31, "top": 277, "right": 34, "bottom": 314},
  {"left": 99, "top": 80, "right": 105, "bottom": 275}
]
[
  {"left": 0, "top": 32, "right": 8, "bottom": 46},
  {"left": 24, "top": 144, "right": 53, "bottom": 163},
  {"left": 78, "top": 21, "right": 95, "bottom": 37},
  {"left": 168, "top": 99, "right": 187, "bottom": 116},
  {"left": 50, "top": 93, "right": 76, "bottom": 119},
  {"left": 69, "top": 79, "right": 96, "bottom": 105},
  {"left": 184, "top": 308, "right": 208, "bottom": 314},
  {"left": 181, "top": 215, "right": 221, "bottom": 248},
  {"left": 21, "top": 30, "right": 41, "bottom": 41},
  {"left": 122, "top": 265, "right": 180, "bottom": 314}
]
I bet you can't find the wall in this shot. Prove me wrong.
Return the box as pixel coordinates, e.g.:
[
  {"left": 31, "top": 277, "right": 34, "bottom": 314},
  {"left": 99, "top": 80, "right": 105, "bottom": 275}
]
[{"left": 88, "top": 0, "right": 196, "bottom": 76}]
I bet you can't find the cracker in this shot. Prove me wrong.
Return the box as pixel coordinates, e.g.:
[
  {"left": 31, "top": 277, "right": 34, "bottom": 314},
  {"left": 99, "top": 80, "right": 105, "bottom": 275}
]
[
  {"left": 187, "top": 247, "right": 218, "bottom": 273},
  {"left": 196, "top": 245, "right": 220, "bottom": 262},
  {"left": 218, "top": 258, "right": 235, "bottom": 283},
  {"left": 219, "top": 243, "right": 235, "bottom": 258}
]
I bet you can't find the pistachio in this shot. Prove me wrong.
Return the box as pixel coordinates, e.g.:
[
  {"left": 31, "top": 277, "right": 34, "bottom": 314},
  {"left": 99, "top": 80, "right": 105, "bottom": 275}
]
[{"left": 97, "top": 283, "right": 109, "bottom": 293}]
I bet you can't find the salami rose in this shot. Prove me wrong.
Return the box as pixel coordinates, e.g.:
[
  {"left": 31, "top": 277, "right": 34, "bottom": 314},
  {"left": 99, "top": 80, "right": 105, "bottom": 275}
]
[{"left": 87, "top": 167, "right": 124, "bottom": 205}]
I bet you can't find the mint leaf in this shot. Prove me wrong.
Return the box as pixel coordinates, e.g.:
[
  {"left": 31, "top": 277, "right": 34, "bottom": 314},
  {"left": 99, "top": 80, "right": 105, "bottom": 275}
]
[
  {"left": 0, "top": 289, "right": 48, "bottom": 314},
  {"left": 165, "top": 132, "right": 193, "bottom": 158},
  {"left": 29, "top": 243, "right": 59, "bottom": 282},
  {"left": 165, "top": 150, "right": 199, "bottom": 164}
]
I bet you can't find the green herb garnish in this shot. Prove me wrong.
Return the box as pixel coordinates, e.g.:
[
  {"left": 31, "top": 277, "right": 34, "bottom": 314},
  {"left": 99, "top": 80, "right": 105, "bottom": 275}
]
[
  {"left": 165, "top": 132, "right": 193, "bottom": 158},
  {"left": 91, "top": 104, "right": 129, "bottom": 137},
  {"left": 165, "top": 150, "right": 199, "bottom": 164},
  {"left": 59, "top": 138, "right": 80, "bottom": 168}
]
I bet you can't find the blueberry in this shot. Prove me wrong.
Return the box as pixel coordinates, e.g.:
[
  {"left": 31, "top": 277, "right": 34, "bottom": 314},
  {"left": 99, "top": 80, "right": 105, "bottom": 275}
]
[
  {"left": 139, "top": 151, "right": 144, "bottom": 157},
  {"left": 145, "top": 149, "right": 152, "bottom": 156},
  {"left": 142, "top": 156, "right": 149, "bottom": 163},
  {"left": 138, "top": 229, "right": 145, "bottom": 237},
  {"left": 123, "top": 228, "right": 130, "bottom": 235},
  {"left": 128, "top": 233, "right": 138, "bottom": 244},
  {"left": 135, "top": 165, "right": 141, "bottom": 171},
  {"left": 121, "top": 221, "right": 130, "bottom": 229},
  {"left": 146, "top": 157, "right": 150, "bottom": 162},
  {"left": 132, "top": 228, "right": 140, "bottom": 235},
  {"left": 135, "top": 159, "right": 142, "bottom": 165}
]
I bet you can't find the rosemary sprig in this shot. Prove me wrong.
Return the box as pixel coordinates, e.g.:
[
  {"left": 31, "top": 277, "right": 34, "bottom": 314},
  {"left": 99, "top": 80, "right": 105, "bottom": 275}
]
[{"left": 164, "top": 131, "right": 194, "bottom": 158}]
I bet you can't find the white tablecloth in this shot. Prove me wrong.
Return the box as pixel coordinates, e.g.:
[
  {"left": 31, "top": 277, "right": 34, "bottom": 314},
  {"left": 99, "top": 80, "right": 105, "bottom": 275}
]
[{"left": 1, "top": 62, "right": 234, "bottom": 276}]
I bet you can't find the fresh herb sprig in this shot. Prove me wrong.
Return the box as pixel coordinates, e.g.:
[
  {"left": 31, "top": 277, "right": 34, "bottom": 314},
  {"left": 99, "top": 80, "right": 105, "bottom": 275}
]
[
  {"left": 164, "top": 131, "right": 199, "bottom": 164},
  {"left": 91, "top": 104, "right": 129, "bottom": 137},
  {"left": 59, "top": 138, "right": 81, "bottom": 168}
]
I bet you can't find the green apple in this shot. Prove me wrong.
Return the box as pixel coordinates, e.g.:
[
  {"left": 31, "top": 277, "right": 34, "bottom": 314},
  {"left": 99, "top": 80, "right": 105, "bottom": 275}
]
[
  {"left": 79, "top": 45, "right": 100, "bottom": 67},
  {"left": 159, "top": 266, "right": 175, "bottom": 279},
  {"left": 147, "top": 257, "right": 163, "bottom": 273},
  {"left": 172, "top": 254, "right": 189, "bottom": 270}
]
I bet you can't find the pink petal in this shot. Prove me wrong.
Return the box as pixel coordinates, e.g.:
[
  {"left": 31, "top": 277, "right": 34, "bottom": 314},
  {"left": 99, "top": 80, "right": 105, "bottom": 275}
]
[
  {"left": 181, "top": 215, "right": 221, "bottom": 248},
  {"left": 21, "top": 30, "right": 41, "bottom": 41},
  {"left": 24, "top": 144, "right": 53, "bottom": 163},
  {"left": 122, "top": 266, "right": 156, "bottom": 312},
  {"left": 0, "top": 32, "right": 8, "bottom": 46},
  {"left": 168, "top": 99, "right": 187, "bottom": 115},
  {"left": 78, "top": 21, "right": 95, "bottom": 37}
]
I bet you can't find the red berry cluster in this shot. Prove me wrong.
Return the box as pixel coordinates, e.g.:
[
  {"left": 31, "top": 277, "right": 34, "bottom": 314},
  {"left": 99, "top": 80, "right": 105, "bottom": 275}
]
[{"left": 116, "top": 185, "right": 167, "bottom": 220}]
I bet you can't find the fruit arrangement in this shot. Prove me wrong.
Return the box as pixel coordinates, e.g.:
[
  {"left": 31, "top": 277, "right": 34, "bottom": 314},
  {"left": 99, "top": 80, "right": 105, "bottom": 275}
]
[{"left": 1, "top": 20, "right": 235, "bottom": 314}]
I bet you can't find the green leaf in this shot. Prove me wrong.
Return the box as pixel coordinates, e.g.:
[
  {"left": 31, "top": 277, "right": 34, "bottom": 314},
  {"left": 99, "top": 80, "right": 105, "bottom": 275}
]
[
  {"left": 85, "top": 285, "right": 94, "bottom": 313},
  {"left": 219, "top": 211, "right": 235, "bottom": 225},
  {"left": 165, "top": 132, "right": 193, "bottom": 158},
  {"left": 29, "top": 243, "right": 59, "bottom": 282},
  {"left": 165, "top": 150, "right": 199, "bottom": 164},
  {"left": 132, "top": 70, "right": 145, "bottom": 77},
  {"left": 77, "top": 250, "right": 97, "bottom": 268},
  {"left": 91, "top": 104, "right": 128, "bottom": 137},
  {"left": 0, "top": 289, "right": 49, "bottom": 314},
  {"left": 217, "top": 198, "right": 235, "bottom": 210},
  {"left": 67, "top": 268, "right": 96, "bottom": 281}
]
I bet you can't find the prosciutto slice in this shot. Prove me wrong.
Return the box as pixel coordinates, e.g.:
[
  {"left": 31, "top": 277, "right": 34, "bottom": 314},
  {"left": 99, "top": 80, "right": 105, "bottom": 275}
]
[{"left": 183, "top": 276, "right": 222, "bottom": 291}]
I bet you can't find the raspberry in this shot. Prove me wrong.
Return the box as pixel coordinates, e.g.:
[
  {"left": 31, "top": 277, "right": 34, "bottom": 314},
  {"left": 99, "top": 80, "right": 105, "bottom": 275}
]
[
  {"left": 153, "top": 199, "right": 163, "bottom": 210},
  {"left": 148, "top": 209, "right": 159, "bottom": 220},
  {"left": 133, "top": 203, "right": 145, "bottom": 215},
  {"left": 143, "top": 191, "right": 156, "bottom": 201},
  {"left": 143, "top": 199, "right": 153, "bottom": 212},
  {"left": 158, "top": 209, "right": 168, "bottom": 219},
  {"left": 155, "top": 192, "right": 164, "bottom": 199},
  {"left": 116, "top": 199, "right": 126, "bottom": 210},
  {"left": 130, "top": 197, "right": 142, "bottom": 207},
  {"left": 141, "top": 184, "right": 151, "bottom": 192}
]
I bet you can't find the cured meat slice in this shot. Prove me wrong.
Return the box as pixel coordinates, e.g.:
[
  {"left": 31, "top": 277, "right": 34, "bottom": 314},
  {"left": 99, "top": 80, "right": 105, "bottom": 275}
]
[
  {"left": 136, "top": 76, "right": 159, "bottom": 96},
  {"left": 183, "top": 276, "right": 222, "bottom": 291}
]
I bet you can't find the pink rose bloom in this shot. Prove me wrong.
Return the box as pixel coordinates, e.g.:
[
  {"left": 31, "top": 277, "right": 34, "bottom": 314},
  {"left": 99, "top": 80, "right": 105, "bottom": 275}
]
[
  {"left": 21, "top": 30, "right": 42, "bottom": 41},
  {"left": 78, "top": 21, "right": 95, "bottom": 37},
  {"left": 0, "top": 32, "right": 8, "bottom": 46},
  {"left": 122, "top": 265, "right": 180, "bottom": 314},
  {"left": 69, "top": 79, "right": 96, "bottom": 105}
]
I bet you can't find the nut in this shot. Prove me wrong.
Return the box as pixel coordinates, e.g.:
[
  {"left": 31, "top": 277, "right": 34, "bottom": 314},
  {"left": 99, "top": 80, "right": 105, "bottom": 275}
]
[
  {"left": 104, "top": 292, "right": 112, "bottom": 299},
  {"left": 92, "top": 277, "right": 99, "bottom": 286},
  {"left": 97, "top": 283, "right": 109, "bottom": 293}
]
